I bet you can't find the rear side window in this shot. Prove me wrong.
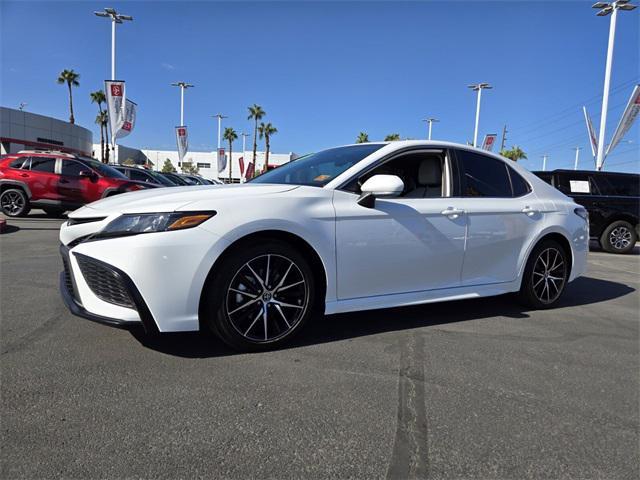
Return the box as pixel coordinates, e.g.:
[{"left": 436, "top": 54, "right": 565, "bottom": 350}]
[
  {"left": 508, "top": 167, "right": 531, "bottom": 197},
  {"left": 457, "top": 150, "right": 512, "bottom": 198},
  {"left": 30, "top": 157, "right": 56, "bottom": 173},
  {"left": 555, "top": 173, "right": 597, "bottom": 195},
  {"left": 593, "top": 174, "right": 640, "bottom": 197}
]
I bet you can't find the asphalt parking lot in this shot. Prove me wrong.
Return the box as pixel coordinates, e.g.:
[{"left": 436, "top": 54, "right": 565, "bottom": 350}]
[{"left": 1, "top": 213, "right": 638, "bottom": 479}]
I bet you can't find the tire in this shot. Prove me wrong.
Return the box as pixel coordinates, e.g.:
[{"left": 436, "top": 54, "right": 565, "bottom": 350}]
[
  {"left": 600, "top": 220, "right": 637, "bottom": 254},
  {"left": 518, "top": 239, "right": 569, "bottom": 309},
  {"left": 0, "top": 188, "right": 30, "bottom": 217},
  {"left": 42, "top": 207, "right": 67, "bottom": 218},
  {"left": 203, "top": 240, "right": 316, "bottom": 352}
]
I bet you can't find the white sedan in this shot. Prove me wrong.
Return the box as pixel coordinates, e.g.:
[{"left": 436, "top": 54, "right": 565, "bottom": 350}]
[{"left": 59, "top": 141, "right": 589, "bottom": 351}]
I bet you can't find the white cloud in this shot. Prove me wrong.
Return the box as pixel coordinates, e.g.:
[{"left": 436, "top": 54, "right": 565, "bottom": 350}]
[{"left": 161, "top": 63, "right": 175, "bottom": 70}]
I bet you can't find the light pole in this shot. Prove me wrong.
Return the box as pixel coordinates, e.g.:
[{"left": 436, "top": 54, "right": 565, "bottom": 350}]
[
  {"left": 212, "top": 114, "right": 228, "bottom": 149},
  {"left": 592, "top": 0, "right": 637, "bottom": 170},
  {"left": 542, "top": 154, "right": 548, "bottom": 172},
  {"left": 171, "top": 82, "right": 194, "bottom": 125},
  {"left": 573, "top": 147, "right": 582, "bottom": 170},
  {"left": 94, "top": 7, "right": 133, "bottom": 80},
  {"left": 468, "top": 83, "right": 492, "bottom": 147},
  {"left": 422, "top": 118, "right": 439, "bottom": 140}
]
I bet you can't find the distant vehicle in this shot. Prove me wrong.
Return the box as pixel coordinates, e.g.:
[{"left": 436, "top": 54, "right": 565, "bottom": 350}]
[
  {"left": 180, "top": 174, "right": 211, "bottom": 185},
  {"left": 114, "top": 166, "right": 177, "bottom": 187},
  {"left": 0, "top": 151, "right": 154, "bottom": 217},
  {"left": 534, "top": 169, "right": 639, "bottom": 254},
  {"left": 158, "top": 172, "right": 189, "bottom": 185},
  {"left": 60, "top": 141, "right": 588, "bottom": 351}
]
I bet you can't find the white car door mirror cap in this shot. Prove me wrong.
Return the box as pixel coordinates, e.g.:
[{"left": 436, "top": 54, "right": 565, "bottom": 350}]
[{"left": 360, "top": 174, "right": 404, "bottom": 198}]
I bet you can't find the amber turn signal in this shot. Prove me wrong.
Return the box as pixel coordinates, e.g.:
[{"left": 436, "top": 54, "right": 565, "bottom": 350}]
[{"left": 167, "top": 214, "right": 213, "bottom": 230}]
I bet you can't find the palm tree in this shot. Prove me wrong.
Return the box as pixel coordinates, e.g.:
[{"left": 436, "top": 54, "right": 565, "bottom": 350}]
[
  {"left": 95, "top": 111, "right": 108, "bottom": 162},
  {"left": 247, "top": 104, "right": 265, "bottom": 177},
  {"left": 500, "top": 146, "right": 527, "bottom": 162},
  {"left": 90, "top": 90, "right": 106, "bottom": 161},
  {"left": 356, "top": 132, "right": 369, "bottom": 143},
  {"left": 258, "top": 122, "right": 278, "bottom": 173},
  {"left": 384, "top": 133, "right": 401, "bottom": 141},
  {"left": 57, "top": 69, "right": 80, "bottom": 124},
  {"left": 223, "top": 127, "right": 238, "bottom": 183}
]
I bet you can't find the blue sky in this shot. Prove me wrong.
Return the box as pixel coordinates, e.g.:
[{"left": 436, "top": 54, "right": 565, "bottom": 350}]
[{"left": 1, "top": 0, "right": 638, "bottom": 172}]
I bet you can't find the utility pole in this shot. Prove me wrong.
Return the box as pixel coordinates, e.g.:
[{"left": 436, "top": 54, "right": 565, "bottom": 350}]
[
  {"left": 542, "top": 154, "right": 548, "bottom": 172},
  {"left": 171, "top": 82, "right": 194, "bottom": 125},
  {"left": 213, "top": 114, "right": 228, "bottom": 149},
  {"left": 573, "top": 147, "right": 582, "bottom": 170},
  {"left": 592, "top": 0, "right": 637, "bottom": 170},
  {"left": 500, "top": 125, "right": 508, "bottom": 152},
  {"left": 422, "top": 118, "right": 439, "bottom": 140},
  {"left": 94, "top": 7, "right": 133, "bottom": 80},
  {"left": 468, "top": 83, "right": 492, "bottom": 147}
]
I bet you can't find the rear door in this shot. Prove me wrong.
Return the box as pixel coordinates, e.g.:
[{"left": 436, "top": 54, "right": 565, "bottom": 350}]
[
  {"left": 27, "top": 156, "right": 59, "bottom": 201},
  {"left": 453, "top": 149, "right": 543, "bottom": 286}
]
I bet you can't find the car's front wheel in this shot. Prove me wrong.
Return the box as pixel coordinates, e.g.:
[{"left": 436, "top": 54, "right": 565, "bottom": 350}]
[
  {"left": 0, "top": 188, "right": 30, "bottom": 217},
  {"left": 518, "top": 239, "right": 569, "bottom": 309},
  {"left": 204, "top": 240, "right": 316, "bottom": 351},
  {"left": 600, "top": 220, "right": 637, "bottom": 254}
]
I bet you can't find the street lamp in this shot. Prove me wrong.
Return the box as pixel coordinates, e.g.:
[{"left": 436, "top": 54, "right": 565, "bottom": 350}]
[
  {"left": 592, "top": 0, "right": 637, "bottom": 170},
  {"left": 212, "top": 114, "right": 228, "bottom": 149},
  {"left": 94, "top": 7, "right": 133, "bottom": 80},
  {"left": 171, "top": 82, "right": 194, "bottom": 126},
  {"left": 422, "top": 117, "right": 439, "bottom": 140},
  {"left": 468, "top": 83, "right": 492, "bottom": 147},
  {"left": 541, "top": 154, "right": 549, "bottom": 172}
]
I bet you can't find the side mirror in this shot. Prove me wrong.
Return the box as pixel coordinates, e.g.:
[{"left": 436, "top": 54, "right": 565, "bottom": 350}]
[
  {"left": 357, "top": 174, "right": 404, "bottom": 208},
  {"left": 79, "top": 170, "right": 96, "bottom": 180}
]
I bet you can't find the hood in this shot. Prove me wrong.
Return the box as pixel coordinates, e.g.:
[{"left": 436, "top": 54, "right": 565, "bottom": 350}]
[{"left": 70, "top": 184, "right": 299, "bottom": 216}]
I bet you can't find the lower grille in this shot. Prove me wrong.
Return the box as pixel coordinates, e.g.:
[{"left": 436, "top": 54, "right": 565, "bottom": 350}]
[
  {"left": 75, "top": 254, "right": 136, "bottom": 309},
  {"left": 62, "top": 255, "right": 74, "bottom": 295}
]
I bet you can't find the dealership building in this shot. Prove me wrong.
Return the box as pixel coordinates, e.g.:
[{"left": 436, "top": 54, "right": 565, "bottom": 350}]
[
  {"left": 94, "top": 144, "right": 297, "bottom": 182},
  {"left": 1, "top": 107, "right": 93, "bottom": 156}
]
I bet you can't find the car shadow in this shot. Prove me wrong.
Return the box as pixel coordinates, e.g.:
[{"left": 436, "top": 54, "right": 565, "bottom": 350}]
[{"left": 130, "top": 275, "right": 635, "bottom": 358}]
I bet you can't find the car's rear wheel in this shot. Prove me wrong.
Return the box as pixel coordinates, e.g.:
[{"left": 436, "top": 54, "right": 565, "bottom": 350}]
[
  {"left": 42, "top": 207, "right": 67, "bottom": 218},
  {"left": 204, "top": 240, "right": 316, "bottom": 352},
  {"left": 0, "top": 188, "right": 30, "bottom": 217},
  {"left": 600, "top": 220, "right": 636, "bottom": 254},
  {"left": 518, "top": 239, "right": 569, "bottom": 309}
]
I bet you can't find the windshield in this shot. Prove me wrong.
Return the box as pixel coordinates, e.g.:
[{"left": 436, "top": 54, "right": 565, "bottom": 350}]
[
  {"left": 81, "top": 159, "right": 128, "bottom": 179},
  {"left": 250, "top": 144, "right": 385, "bottom": 187}
]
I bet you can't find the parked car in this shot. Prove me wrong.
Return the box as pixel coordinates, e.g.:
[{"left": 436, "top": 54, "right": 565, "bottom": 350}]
[
  {"left": 114, "top": 166, "right": 178, "bottom": 187},
  {"left": 534, "top": 169, "right": 639, "bottom": 254},
  {"left": 0, "top": 151, "right": 154, "bottom": 217},
  {"left": 158, "top": 172, "right": 190, "bottom": 185},
  {"left": 180, "top": 174, "right": 211, "bottom": 185},
  {"left": 60, "top": 141, "right": 588, "bottom": 351}
]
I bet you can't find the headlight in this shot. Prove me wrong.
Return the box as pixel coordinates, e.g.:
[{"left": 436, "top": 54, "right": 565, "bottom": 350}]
[{"left": 93, "top": 212, "right": 215, "bottom": 239}]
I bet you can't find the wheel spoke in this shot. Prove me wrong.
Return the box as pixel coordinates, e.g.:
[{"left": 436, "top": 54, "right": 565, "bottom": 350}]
[
  {"left": 229, "top": 288, "right": 257, "bottom": 298},
  {"left": 550, "top": 260, "right": 564, "bottom": 272},
  {"left": 228, "top": 297, "right": 261, "bottom": 315},
  {"left": 273, "top": 303, "right": 291, "bottom": 328},
  {"left": 246, "top": 262, "right": 266, "bottom": 289},
  {"left": 273, "top": 301, "right": 303, "bottom": 309},
  {"left": 244, "top": 307, "right": 263, "bottom": 336},
  {"left": 265, "top": 254, "right": 271, "bottom": 288},
  {"left": 274, "top": 262, "right": 294, "bottom": 290},
  {"left": 277, "top": 279, "right": 304, "bottom": 293},
  {"left": 262, "top": 303, "right": 268, "bottom": 341}
]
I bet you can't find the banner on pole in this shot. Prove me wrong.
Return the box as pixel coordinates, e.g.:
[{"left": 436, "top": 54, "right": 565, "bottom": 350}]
[
  {"left": 606, "top": 84, "right": 640, "bottom": 156},
  {"left": 115, "top": 99, "right": 137, "bottom": 140},
  {"left": 583, "top": 106, "right": 598, "bottom": 157},
  {"left": 482, "top": 134, "right": 497, "bottom": 151},
  {"left": 176, "top": 126, "right": 188, "bottom": 164},
  {"left": 217, "top": 148, "right": 226, "bottom": 173},
  {"left": 246, "top": 162, "right": 255, "bottom": 180},
  {"left": 105, "top": 80, "right": 126, "bottom": 146},
  {"left": 239, "top": 156, "right": 245, "bottom": 176}
]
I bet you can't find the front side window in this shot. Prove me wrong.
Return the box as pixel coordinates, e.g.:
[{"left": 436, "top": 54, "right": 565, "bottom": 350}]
[
  {"left": 78, "top": 159, "right": 128, "bottom": 179},
  {"left": 9, "top": 157, "right": 29, "bottom": 169},
  {"left": 250, "top": 144, "right": 385, "bottom": 187},
  {"left": 61, "top": 160, "right": 85, "bottom": 177},
  {"left": 29, "top": 157, "right": 56, "bottom": 173},
  {"left": 129, "top": 169, "right": 154, "bottom": 183},
  {"left": 457, "top": 150, "right": 512, "bottom": 198}
]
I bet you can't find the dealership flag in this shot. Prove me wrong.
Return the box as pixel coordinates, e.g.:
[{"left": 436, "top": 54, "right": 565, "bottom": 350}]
[
  {"left": 606, "top": 85, "right": 640, "bottom": 156},
  {"left": 105, "top": 80, "right": 126, "bottom": 146},
  {"left": 246, "top": 162, "right": 255, "bottom": 179},
  {"left": 176, "top": 126, "right": 188, "bottom": 163},
  {"left": 115, "top": 99, "right": 137, "bottom": 140},
  {"left": 217, "top": 148, "right": 227, "bottom": 173},
  {"left": 583, "top": 106, "right": 598, "bottom": 157},
  {"left": 482, "top": 134, "right": 497, "bottom": 152}
]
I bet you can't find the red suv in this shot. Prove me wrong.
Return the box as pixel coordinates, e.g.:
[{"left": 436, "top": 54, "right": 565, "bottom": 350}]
[{"left": 0, "top": 151, "right": 154, "bottom": 217}]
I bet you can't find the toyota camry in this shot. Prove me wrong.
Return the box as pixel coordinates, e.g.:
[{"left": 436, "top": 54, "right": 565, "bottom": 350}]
[{"left": 59, "top": 141, "right": 589, "bottom": 351}]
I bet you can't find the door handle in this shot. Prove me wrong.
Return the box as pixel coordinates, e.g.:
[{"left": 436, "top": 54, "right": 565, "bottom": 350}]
[
  {"left": 441, "top": 207, "right": 465, "bottom": 219},
  {"left": 20, "top": 173, "right": 29, "bottom": 178},
  {"left": 521, "top": 206, "right": 538, "bottom": 216}
]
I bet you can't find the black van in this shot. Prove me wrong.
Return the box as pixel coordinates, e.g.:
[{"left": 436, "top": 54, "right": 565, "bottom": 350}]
[{"left": 534, "top": 169, "right": 639, "bottom": 254}]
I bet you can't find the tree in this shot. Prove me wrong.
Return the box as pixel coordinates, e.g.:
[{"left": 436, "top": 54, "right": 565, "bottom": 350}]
[
  {"left": 258, "top": 122, "right": 277, "bottom": 173},
  {"left": 247, "top": 104, "right": 265, "bottom": 178},
  {"left": 122, "top": 158, "right": 136, "bottom": 166},
  {"left": 57, "top": 69, "right": 80, "bottom": 124},
  {"left": 90, "top": 90, "right": 107, "bottom": 162},
  {"left": 95, "top": 111, "right": 108, "bottom": 162},
  {"left": 181, "top": 162, "right": 199, "bottom": 175},
  {"left": 500, "top": 145, "right": 527, "bottom": 162},
  {"left": 356, "top": 132, "right": 369, "bottom": 143},
  {"left": 223, "top": 127, "right": 238, "bottom": 183},
  {"left": 161, "top": 159, "right": 176, "bottom": 173},
  {"left": 384, "top": 133, "right": 401, "bottom": 141}
]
